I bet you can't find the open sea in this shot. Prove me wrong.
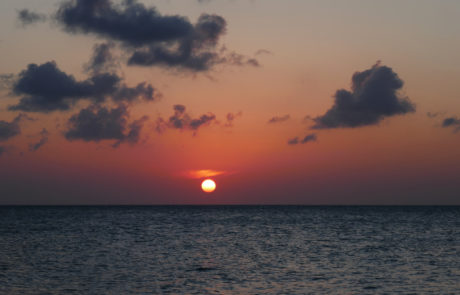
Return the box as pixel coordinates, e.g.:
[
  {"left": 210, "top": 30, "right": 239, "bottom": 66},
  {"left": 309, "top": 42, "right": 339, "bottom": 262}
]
[{"left": 0, "top": 206, "right": 459, "bottom": 294}]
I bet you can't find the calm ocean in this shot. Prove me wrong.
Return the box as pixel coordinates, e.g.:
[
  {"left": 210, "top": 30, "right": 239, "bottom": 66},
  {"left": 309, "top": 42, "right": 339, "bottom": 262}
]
[{"left": 0, "top": 206, "right": 459, "bottom": 294}]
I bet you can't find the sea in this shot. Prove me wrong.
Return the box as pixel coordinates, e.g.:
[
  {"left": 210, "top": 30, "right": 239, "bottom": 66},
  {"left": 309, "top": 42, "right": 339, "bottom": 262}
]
[{"left": 0, "top": 206, "right": 459, "bottom": 294}]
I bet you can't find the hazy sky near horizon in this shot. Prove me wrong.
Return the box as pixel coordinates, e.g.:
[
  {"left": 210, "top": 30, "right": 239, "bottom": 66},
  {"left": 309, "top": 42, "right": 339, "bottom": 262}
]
[{"left": 1, "top": 0, "right": 460, "bottom": 204}]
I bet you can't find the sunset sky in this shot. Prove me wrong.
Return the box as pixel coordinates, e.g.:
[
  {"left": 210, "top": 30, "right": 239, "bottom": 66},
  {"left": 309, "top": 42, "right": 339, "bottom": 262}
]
[{"left": 1, "top": 0, "right": 460, "bottom": 205}]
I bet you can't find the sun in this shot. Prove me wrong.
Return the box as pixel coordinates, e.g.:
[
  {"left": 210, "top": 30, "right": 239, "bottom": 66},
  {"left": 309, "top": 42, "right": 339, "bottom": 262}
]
[{"left": 201, "top": 179, "right": 216, "bottom": 193}]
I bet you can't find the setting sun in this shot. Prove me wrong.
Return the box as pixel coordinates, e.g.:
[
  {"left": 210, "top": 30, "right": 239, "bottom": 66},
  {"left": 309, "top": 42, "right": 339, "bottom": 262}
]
[{"left": 201, "top": 179, "right": 216, "bottom": 193}]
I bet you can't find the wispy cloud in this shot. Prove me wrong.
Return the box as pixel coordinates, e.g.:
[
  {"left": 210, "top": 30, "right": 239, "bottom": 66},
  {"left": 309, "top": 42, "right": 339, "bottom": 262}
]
[{"left": 183, "top": 169, "right": 229, "bottom": 179}]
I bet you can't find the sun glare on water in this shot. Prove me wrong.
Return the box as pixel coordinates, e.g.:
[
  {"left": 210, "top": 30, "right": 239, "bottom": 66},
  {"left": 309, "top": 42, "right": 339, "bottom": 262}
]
[{"left": 201, "top": 179, "right": 216, "bottom": 193}]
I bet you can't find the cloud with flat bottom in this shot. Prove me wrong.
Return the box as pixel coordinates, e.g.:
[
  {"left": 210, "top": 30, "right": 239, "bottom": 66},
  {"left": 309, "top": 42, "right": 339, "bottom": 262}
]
[
  {"left": 9, "top": 61, "right": 157, "bottom": 112},
  {"left": 312, "top": 62, "right": 415, "bottom": 129},
  {"left": 65, "top": 104, "right": 148, "bottom": 147}
]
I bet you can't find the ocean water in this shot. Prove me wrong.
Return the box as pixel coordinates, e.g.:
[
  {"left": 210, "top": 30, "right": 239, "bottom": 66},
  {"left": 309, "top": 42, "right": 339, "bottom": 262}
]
[{"left": 0, "top": 206, "right": 459, "bottom": 294}]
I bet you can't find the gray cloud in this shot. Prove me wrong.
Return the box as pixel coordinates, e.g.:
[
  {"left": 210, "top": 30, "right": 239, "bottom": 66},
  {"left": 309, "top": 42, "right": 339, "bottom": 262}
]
[
  {"left": 65, "top": 104, "right": 148, "bottom": 147},
  {"left": 287, "top": 133, "right": 317, "bottom": 145},
  {"left": 312, "top": 62, "right": 415, "bottom": 129},
  {"left": 17, "top": 9, "right": 46, "bottom": 26},
  {"left": 218, "top": 49, "right": 260, "bottom": 68},
  {"left": 442, "top": 117, "right": 460, "bottom": 132},
  {"left": 300, "top": 133, "right": 317, "bottom": 143},
  {"left": 156, "top": 104, "right": 216, "bottom": 133},
  {"left": 57, "top": 0, "right": 193, "bottom": 46},
  {"left": 56, "top": 0, "right": 257, "bottom": 72},
  {"left": 0, "top": 114, "right": 26, "bottom": 141},
  {"left": 112, "top": 82, "right": 156, "bottom": 103},
  {"left": 29, "top": 128, "right": 49, "bottom": 151},
  {"left": 9, "top": 61, "right": 157, "bottom": 112},
  {"left": 85, "top": 42, "right": 118, "bottom": 74},
  {"left": 268, "top": 114, "right": 290, "bottom": 124},
  {"left": 127, "top": 14, "right": 228, "bottom": 71}
]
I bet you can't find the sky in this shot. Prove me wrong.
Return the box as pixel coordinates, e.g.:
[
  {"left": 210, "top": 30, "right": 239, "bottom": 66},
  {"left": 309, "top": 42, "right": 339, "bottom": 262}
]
[{"left": 1, "top": 0, "right": 460, "bottom": 205}]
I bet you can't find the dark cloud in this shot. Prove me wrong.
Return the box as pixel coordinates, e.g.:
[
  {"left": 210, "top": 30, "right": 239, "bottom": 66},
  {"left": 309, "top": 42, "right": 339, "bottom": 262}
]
[
  {"left": 300, "top": 133, "right": 317, "bottom": 143},
  {"left": 85, "top": 42, "right": 118, "bottom": 74},
  {"left": 57, "top": 0, "right": 193, "bottom": 46},
  {"left": 122, "top": 115, "right": 149, "bottom": 145},
  {"left": 29, "top": 128, "right": 49, "bottom": 151},
  {"left": 268, "top": 114, "right": 290, "bottom": 124},
  {"left": 287, "top": 133, "right": 317, "bottom": 145},
  {"left": 10, "top": 61, "right": 119, "bottom": 112},
  {"left": 441, "top": 117, "right": 460, "bottom": 132},
  {"left": 65, "top": 104, "right": 148, "bottom": 147},
  {"left": 0, "top": 115, "right": 25, "bottom": 141},
  {"left": 312, "top": 62, "right": 415, "bottom": 129},
  {"left": 156, "top": 104, "right": 216, "bottom": 133},
  {"left": 56, "top": 0, "right": 255, "bottom": 71},
  {"left": 442, "top": 117, "right": 460, "bottom": 127},
  {"left": 112, "top": 82, "right": 156, "bottom": 103},
  {"left": 17, "top": 9, "right": 46, "bottom": 26},
  {"left": 127, "top": 14, "right": 227, "bottom": 71},
  {"left": 9, "top": 61, "right": 157, "bottom": 112}
]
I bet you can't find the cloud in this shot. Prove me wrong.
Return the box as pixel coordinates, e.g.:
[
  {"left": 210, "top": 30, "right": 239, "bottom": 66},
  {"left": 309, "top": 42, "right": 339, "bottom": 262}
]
[
  {"left": 57, "top": 0, "right": 193, "bottom": 46},
  {"left": 9, "top": 61, "right": 157, "bottom": 112},
  {"left": 85, "top": 42, "right": 118, "bottom": 74},
  {"left": 112, "top": 82, "right": 157, "bottom": 103},
  {"left": 0, "top": 74, "right": 15, "bottom": 90},
  {"left": 56, "top": 0, "right": 256, "bottom": 72},
  {"left": 268, "top": 114, "right": 290, "bottom": 124},
  {"left": 156, "top": 104, "right": 216, "bottom": 133},
  {"left": 0, "top": 114, "right": 27, "bottom": 141},
  {"left": 29, "top": 128, "right": 49, "bottom": 151},
  {"left": 185, "top": 169, "right": 227, "bottom": 179},
  {"left": 427, "top": 112, "right": 442, "bottom": 118},
  {"left": 224, "top": 111, "right": 242, "bottom": 127},
  {"left": 442, "top": 117, "right": 460, "bottom": 127},
  {"left": 300, "top": 133, "right": 317, "bottom": 143},
  {"left": 312, "top": 62, "right": 415, "bottom": 129},
  {"left": 17, "top": 9, "right": 46, "bottom": 26},
  {"left": 287, "top": 133, "right": 317, "bottom": 145},
  {"left": 255, "top": 49, "right": 272, "bottom": 56},
  {"left": 127, "top": 14, "right": 228, "bottom": 71},
  {"left": 287, "top": 137, "right": 299, "bottom": 145},
  {"left": 0, "top": 146, "right": 4, "bottom": 156},
  {"left": 441, "top": 117, "right": 460, "bottom": 132},
  {"left": 65, "top": 104, "right": 148, "bottom": 147},
  {"left": 218, "top": 49, "right": 260, "bottom": 68}
]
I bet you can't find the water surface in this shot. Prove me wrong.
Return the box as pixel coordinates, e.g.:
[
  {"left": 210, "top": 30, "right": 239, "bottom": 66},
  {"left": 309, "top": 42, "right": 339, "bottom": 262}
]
[{"left": 1, "top": 206, "right": 459, "bottom": 294}]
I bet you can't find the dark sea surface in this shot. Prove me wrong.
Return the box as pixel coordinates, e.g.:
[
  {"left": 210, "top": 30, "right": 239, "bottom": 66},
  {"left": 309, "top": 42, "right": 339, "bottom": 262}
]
[{"left": 0, "top": 206, "right": 459, "bottom": 294}]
